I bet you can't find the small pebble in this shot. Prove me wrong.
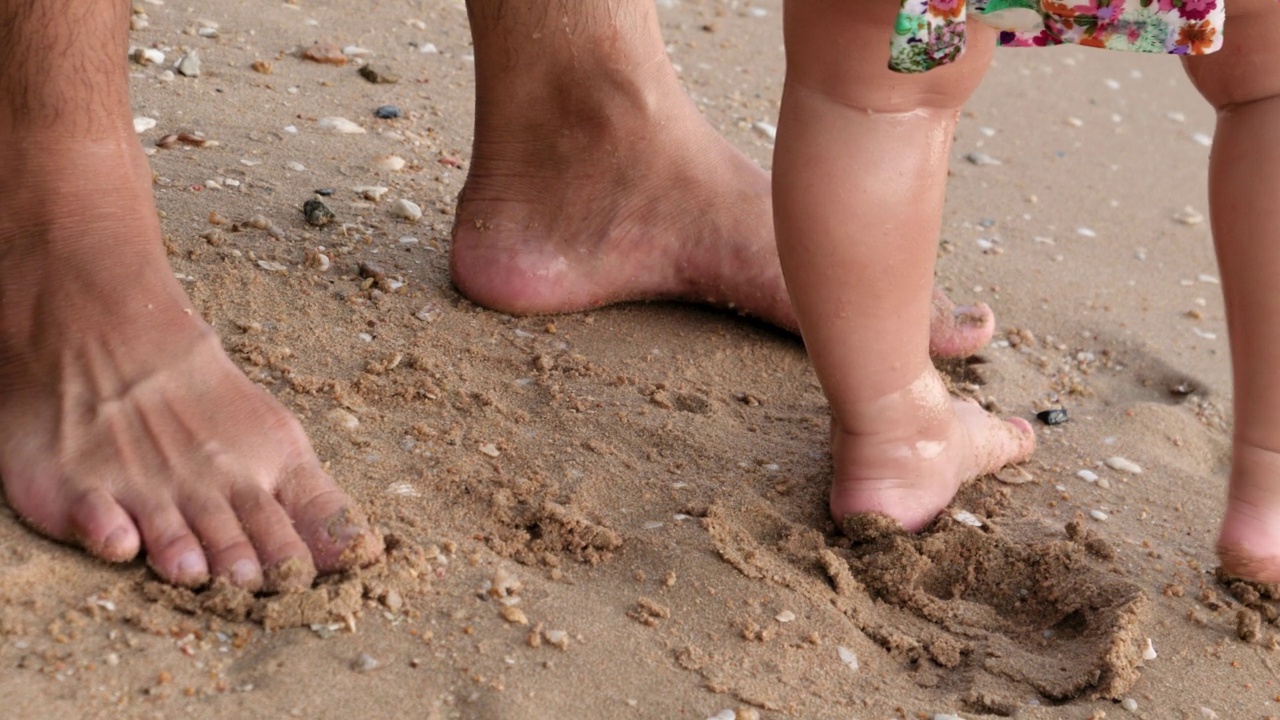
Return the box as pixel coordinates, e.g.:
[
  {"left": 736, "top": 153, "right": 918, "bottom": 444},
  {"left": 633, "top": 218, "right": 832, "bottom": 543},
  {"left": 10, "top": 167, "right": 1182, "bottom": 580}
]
[
  {"left": 374, "top": 105, "right": 402, "bottom": 119},
  {"left": 964, "top": 152, "right": 1002, "bottom": 166},
  {"left": 327, "top": 409, "right": 360, "bottom": 431},
  {"left": 359, "top": 65, "right": 400, "bottom": 84},
  {"left": 1089, "top": 509, "right": 1109, "bottom": 522},
  {"left": 1104, "top": 457, "right": 1143, "bottom": 474},
  {"left": 302, "top": 199, "right": 335, "bottom": 227},
  {"left": 132, "top": 47, "right": 165, "bottom": 66},
  {"left": 1076, "top": 470, "right": 1099, "bottom": 483},
  {"left": 706, "top": 712, "right": 735, "bottom": 720},
  {"left": 355, "top": 186, "right": 389, "bottom": 201},
  {"left": 390, "top": 198, "right": 423, "bottom": 222},
  {"left": 500, "top": 606, "right": 529, "bottom": 626},
  {"left": 952, "top": 510, "right": 984, "bottom": 528},
  {"left": 302, "top": 42, "right": 347, "bottom": 65},
  {"left": 1121, "top": 698, "right": 1138, "bottom": 712},
  {"left": 1173, "top": 206, "right": 1204, "bottom": 225},
  {"left": 133, "top": 117, "right": 157, "bottom": 134},
  {"left": 1142, "top": 637, "right": 1157, "bottom": 660},
  {"left": 1200, "top": 708, "right": 1219, "bottom": 720},
  {"left": 775, "top": 611, "right": 796, "bottom": 623},
  {"left": 1036, "top": 408, "right": 1068, "bottom": 426},
  {"left": 314, "top": 188, "right": 335, "bottom": 197},
  {"left": 351, "top": 653, "right": 380, "bottom": 673},
  {"left": 478, "top": 443, "right": 501, "bottom": 458},
  {"left": 176, "top": 50, "right": 201, "bottom": 77},
  {"left": 933, "top": 714, "right": 962, "bottom": 720},
  {"left": 1076, "top": 227, "right": 1097, "bottom": 238}
]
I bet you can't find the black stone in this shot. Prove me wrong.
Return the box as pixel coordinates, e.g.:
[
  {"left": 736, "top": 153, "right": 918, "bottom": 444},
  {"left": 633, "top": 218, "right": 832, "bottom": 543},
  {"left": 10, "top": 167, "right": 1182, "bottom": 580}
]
[
  {"left": 302, "top": 199, "right": 335, "bottom": 227},
  {"left": 1036, "top": 408, "right": 1069, "bottom": 426},
  {"left": 374, "top": 105, "right": 402, "bottom": 120},
  {"left": 314, "top": 188, "right": 336, "bottom": 196}
]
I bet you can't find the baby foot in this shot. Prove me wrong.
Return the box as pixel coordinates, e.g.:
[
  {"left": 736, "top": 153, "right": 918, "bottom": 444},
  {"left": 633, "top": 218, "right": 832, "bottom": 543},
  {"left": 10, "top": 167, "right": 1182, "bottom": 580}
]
[
  {"left": 829, "top": 371, "right": 1035, "bottom": 532},
  {"left": 1217, "top": 442, "right": 1280, "bottom": 583}
]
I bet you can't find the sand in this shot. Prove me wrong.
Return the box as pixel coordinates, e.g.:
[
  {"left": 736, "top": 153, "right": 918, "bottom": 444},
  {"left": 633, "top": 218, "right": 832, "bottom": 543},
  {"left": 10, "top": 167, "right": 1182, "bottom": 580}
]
[{"left": 0, "top": 1, "right": 1273, "bottom": 718}]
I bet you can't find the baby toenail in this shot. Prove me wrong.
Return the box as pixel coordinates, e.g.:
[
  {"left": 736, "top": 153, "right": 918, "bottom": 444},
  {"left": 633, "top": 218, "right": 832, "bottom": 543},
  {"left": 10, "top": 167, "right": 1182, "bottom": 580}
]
[
  {"left": 952, "top": 305, "right": 988, "bottom": 326},
  {"left": 230, "top": 559, "right": 259, "bottom": 585}
]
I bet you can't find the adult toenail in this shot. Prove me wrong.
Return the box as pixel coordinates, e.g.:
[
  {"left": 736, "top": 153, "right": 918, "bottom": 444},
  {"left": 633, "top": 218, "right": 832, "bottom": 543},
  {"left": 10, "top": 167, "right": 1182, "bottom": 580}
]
[
  {"left": 176, "top": 552, "right": 206, "bottom": 580},
  {"left": 101, "top": 527, "right": 135, "bottom": 557},
  {"left": 231, "top": 559, "right": 260, "bottom": 585}
]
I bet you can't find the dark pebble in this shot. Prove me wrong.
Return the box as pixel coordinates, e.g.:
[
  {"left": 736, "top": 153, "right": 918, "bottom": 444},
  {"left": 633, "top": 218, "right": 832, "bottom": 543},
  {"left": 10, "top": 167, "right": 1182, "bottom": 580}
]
[
  {"left": 314, "top": 188, "right": 336, "bottom": 196},
  {"left": 359, "top": 65, "right": 400, "bottom": 84},
  {"left": 1036, "top": 408, "right": 1069, "bottom": 426},
  {"left": 374, "top": 105, "right": 401, "bottom": 120},
  {"left": 302, "top": 199, "right": 336, "bottom": 227}
]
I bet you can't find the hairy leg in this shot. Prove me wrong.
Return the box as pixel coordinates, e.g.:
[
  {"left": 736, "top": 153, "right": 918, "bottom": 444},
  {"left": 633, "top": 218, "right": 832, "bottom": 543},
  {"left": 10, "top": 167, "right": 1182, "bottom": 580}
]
[
  {"left": 452, "top": 0, "right": 995, "bottom": 358},
  {"left": 1182, "top": 0, "right": 1280, "bottom": 582},
  {"left": 0, "top": 0, "right": 381, "bottom": 590},
  {"left": 774, "top": 0, "right": 1034, "bottom": 530}
]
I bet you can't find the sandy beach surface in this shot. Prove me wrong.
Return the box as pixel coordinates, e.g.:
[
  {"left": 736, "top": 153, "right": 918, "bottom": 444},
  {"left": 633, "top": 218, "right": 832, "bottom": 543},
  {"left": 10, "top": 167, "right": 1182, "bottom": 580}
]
[{"left": 2, "top": 2, "right": 1273, "bottom": 718}]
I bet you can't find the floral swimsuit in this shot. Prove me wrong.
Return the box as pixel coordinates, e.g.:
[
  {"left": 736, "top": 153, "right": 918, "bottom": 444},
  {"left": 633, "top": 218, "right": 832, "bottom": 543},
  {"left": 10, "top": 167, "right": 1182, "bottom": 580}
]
[{"left": 891, "top": 0, "right": 1227, "bottom": 73}]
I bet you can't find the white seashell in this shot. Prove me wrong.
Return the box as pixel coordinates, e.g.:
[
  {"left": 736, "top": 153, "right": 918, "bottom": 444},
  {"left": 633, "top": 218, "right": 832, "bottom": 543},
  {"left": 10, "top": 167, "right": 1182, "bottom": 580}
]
[
  {"left": 373, "top": 154, "right": 406, "bottom": 171},
  {"left": 317, "top": 117, "right": 366, "bottom": 135},
  {"left": 837, "top": 646, "right": 859, "bottom": 672},
  {"left": 390, "top": 199, "right": 423, "bottom": 222},
  {"left": 1104, "top": 457, "right": 1143, "bottom": 474}
]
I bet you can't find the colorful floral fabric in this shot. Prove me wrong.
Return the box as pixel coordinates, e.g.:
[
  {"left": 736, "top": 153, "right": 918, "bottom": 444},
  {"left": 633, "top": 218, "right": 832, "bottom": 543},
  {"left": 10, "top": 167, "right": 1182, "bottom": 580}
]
[{"left": 891, "top": 0, "right": 1228, "bottom": 73}]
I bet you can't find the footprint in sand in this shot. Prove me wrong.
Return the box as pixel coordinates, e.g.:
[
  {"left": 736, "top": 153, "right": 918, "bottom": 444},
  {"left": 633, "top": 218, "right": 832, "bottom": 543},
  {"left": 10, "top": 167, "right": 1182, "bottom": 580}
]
[{"left": 702, "top": 480, "right": 1148, "bottom": 715}]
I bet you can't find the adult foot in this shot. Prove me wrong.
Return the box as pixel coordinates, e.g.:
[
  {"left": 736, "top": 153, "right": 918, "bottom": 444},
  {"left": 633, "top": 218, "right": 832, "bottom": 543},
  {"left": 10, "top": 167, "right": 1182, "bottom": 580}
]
[
  {"left": 828, "top": 371, "right": 1035, "bottom": 532},
  {"left": 451, "top": 1, "right": 993, "bottom": 358},
  {"left": 0, "top": 142, "right": 382, "bottom": 591},
  {"left": 1216, "top": 443, "right": 1280, "bottom": 583}
]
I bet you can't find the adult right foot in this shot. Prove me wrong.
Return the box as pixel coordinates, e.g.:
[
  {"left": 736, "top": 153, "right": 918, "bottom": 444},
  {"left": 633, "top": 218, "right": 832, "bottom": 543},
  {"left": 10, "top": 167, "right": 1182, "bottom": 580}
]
[{"left": 0, "top": 141, "right": 382, "bottom": 591}]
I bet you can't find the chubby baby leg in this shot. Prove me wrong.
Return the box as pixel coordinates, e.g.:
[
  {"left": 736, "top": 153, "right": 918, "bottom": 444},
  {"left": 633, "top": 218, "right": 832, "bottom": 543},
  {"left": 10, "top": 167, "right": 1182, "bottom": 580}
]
[
  {"left": 774, "top": 0, "right": 1035, "bottom": 531},
  {"left": 1182, "top": 0, "right": 1280, "bottom": 581}
]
